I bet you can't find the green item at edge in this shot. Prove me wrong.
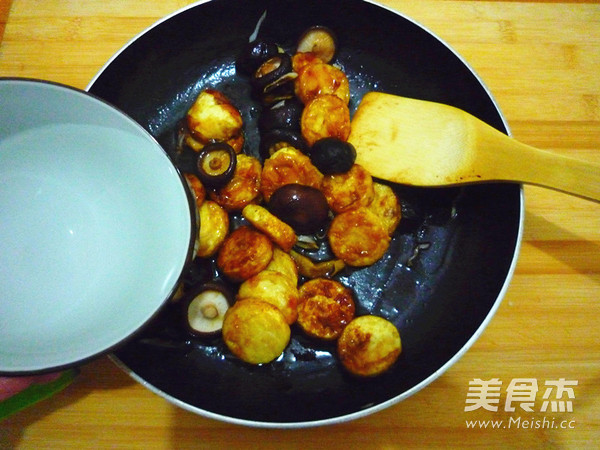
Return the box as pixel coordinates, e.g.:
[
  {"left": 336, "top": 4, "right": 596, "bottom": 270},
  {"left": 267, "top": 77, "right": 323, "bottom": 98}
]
[{"left": 0, "top": 369, "right": 78, "bottom": 421}]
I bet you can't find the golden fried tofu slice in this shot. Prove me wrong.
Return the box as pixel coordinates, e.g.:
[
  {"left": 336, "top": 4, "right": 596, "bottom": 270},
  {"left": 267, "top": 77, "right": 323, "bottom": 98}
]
[
  {"left": 242, "top": 204, "right": 296, "bottom": 253},
  {"left": 292, "top": 52, "right": 323, "bottom": 75},
  {"left": 197, "top": 200, "right": 229, "bottom": 258},
  {"left": 297, "top": 278, "right": 355, "bottom": 340},
  {"left": 266, "top": 247, "right": 299, "bottom": 285},
  {"left": 217, "top": 226, "right": 273, "bottom": 282},
  {"left": 295, "top": 62, "right": 350, "bottom": 105},
  {"left": 238, "top": 270, "right": 299, "bottom": 324},
  {"left": 301, "top": 94, "right": 350, "bottom": 146},
  {"left": 328, "top": 206, "right": 390, "bottom": 266},
  {"left": 321, "top": 164, "right": 375, "bottom": 214},
  {"left": 223, "top": 298, "right": 290, "bottom": 364},
  {"left": 183, "top": 173, "right": 206, "bottom": 209},
  {"left": 337, "top": 315, "right": 401, "bottom": 377},
  {"left": 210, "top": 154, "right": 262, "bottom": 212},
  {"left": 367, "top": 182, "right": 401, "bottom": 236},
  {"left": 186, "top": 89, "right": 243, "bottom": 144}
]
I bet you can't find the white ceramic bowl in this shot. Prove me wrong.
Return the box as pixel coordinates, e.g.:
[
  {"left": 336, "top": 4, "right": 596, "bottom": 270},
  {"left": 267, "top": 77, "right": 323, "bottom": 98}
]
[{"left": 0, "top": 78, "right": 194, "bottom": 374}]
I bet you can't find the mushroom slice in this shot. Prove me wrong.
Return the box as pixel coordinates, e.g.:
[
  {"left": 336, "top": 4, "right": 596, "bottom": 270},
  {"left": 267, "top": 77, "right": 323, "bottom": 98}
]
[
  {"left": 183, "top": 282, "right": 233, "bottom": 336},
  {"left": 260, "top": 129, "right": 308, "bottom": 158},
  {"left": 262, "top": 71, "right": 298, "bottom": 105},
  {"left": 290, "top": 250, "right": 345, "bottom": 279},
  {"left": 252, "top": 53, "right": 293, "bottom": 92},
  {"left": 296, "top": 26, "right": 337, "bottom": 63},
  {"left": 236, "top": 39, "right": 280, "bottom": 76}
]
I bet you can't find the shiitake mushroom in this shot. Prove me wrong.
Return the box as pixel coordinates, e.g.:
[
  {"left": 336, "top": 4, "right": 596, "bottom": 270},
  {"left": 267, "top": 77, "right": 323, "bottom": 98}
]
[
  {"left": 195, "top": 142, "right": 237, "bottom": 187},
  {"left": 262, "top": 72, "right": 298, "bottom": 105},
  {"left": 260, "top": 128, "right": 308, "bottom": 158},
  {"left": 267, "top": 183, "right": 329, "bottom": 234},
  {"left": 297, "top": 26, "right": 337, "bottom": 63},
  {"left": 307, "top": 137, "right": 356, "bottom": 174},
  {"left": 182, "top": 282, "right": 234, "bottom": 337},
  {"left": 258, "top": 99, "right": 304, "bottom": 133},
  {"left": 236, "top": 39, "right": 280, "bottom": 76},
  {"left": 251, "top": 52, "right": 293, "bottom": 93}
]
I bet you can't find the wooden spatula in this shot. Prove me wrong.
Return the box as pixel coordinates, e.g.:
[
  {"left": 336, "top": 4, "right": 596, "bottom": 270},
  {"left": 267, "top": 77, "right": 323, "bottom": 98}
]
[{"left": 348, "top": 92, "right": 600, "bottom": 201}]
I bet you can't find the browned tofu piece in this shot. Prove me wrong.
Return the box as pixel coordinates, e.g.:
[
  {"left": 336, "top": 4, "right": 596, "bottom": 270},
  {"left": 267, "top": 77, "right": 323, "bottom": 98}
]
[
  {"left": 321, "top": 164, "right": 374, "bottom": 214},
  {"left": 295, "top": 62, "right": 350, "bottom": 105},
  {"left": 297, "top": 278, "right": 355, "bottom": 340},
  {"left": 210, "top": 154, "right": 262, "bottom": 212},
  {"left": 223, "top": 298, "right": 290, "bottom": 364},
  {"left": 260, "top": 147, "right": 323, "bottom": 202},
  {"left": 367, "top": 182, "right": 401, "bottom": 236},
  {"left": 217, "top": 226, "right": 273, "bottom": 282},
  {"left": 197, "top": 200, "right": 229, "bottom": 258},
  {"left": 238, "top": 270, "right": 299, "bottom": 324},
  {"left": 328, "top": 206, "right": 390, "bottom": 266},
  {"left": 186, "top": 89, "right": 243, "bottom": 145},
  {"left": 301, "top": 94, "right": 351, "bottom": 146},
  {"left": 266, "top": 247, "right": 299, "bottom": 285},
  {"left": 242, "top": 204, "right": 296, "bottom": 253},
  {"left": 337, "top": 315, "right": 401, "bottom": 377}
]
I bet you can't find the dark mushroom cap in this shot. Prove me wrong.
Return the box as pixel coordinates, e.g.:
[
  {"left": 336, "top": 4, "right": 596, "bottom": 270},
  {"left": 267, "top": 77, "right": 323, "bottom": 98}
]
[
  {"left": 195, "top": 142, "right": 237, "bottom": 187},
  {"left": 251, "top": 52, "right": 293, "bottom": 92},
  {"left": 236, "top": 39, "right": 280, "bottom": 76},
  {"left": 308, "top": 137, "right": 356, "bottom": 174},
  {"left": 260, "top": 128, "right": 308, "bottom": 158},
  {"left": 259, "top": 99, "right": 304, "bottom": 133},
  {"left": 268, "top": 183, "right": 330, "bottom": 234}
]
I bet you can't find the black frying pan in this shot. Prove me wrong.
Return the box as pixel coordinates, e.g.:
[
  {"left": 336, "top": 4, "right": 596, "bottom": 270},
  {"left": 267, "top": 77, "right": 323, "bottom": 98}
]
[{"left": 87, "top": 0, "right": 522, "bottom": 427}]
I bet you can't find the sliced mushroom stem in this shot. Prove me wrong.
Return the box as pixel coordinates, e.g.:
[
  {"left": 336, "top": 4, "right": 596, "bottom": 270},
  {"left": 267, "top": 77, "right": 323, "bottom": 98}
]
[
  {"left": 201, "top": 304, "right": 219, "bottom": 319},
  {"left": 290, "top": 250, "right": 345, "bottom": 279}
]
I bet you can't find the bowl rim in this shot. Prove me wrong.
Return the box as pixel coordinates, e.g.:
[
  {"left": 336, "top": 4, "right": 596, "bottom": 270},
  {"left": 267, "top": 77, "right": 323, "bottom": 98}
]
[
  {"left": 0, "top": 77, "right": 197, "bottom": 375},
  {"left": 86, "top": 0, "right": 525, "bottom": 428}
]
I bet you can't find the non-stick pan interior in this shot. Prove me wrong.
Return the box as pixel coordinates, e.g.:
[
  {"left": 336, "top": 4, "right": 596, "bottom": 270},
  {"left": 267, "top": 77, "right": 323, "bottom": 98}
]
[{"left": 88, "top": 0, "right": 522, "bottom": 426}]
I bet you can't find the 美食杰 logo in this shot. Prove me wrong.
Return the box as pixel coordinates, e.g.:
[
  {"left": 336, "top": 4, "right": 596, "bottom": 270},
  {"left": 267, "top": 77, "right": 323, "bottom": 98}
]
[{"left": 464, "top": 378, "right": 577, "bottom": 430}]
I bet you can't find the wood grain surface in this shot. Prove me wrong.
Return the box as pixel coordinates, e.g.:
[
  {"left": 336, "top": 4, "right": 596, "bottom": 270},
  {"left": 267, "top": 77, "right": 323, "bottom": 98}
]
[{"left": 1, "top": 0, "right": 599, "bottom": 448}]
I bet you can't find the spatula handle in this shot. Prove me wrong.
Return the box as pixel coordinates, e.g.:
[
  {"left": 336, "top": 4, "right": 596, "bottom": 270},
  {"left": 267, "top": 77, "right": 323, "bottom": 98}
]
[
  {"left": 521, "top": 147, "right": 600, "bottom": 201},
  {"left": 476, "top": 122, "right": 600, "bottom": 202}
]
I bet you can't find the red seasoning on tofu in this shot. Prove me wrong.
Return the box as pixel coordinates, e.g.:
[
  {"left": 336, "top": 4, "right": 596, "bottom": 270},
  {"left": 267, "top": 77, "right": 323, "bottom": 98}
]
[
  {"left": 217, "top": 227, "right": 273, "bottom": 282},
  {"left": 328, "top": 207, "right": 391, "bottom": 267},
  {"left": 338, "top": 315, "right": 401, "bottom": 377},
  {"left": 321, "top": 164, "right": 375, "bottom": 213},
  {"left": 301, "top": 94, "right": 351, "bottom": 146},
  {"left": 297, "top": 278, "right": 355, "bottom": 340},
  {"left": 209, "top": 154, "right": 262, "bottom": 212}
]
